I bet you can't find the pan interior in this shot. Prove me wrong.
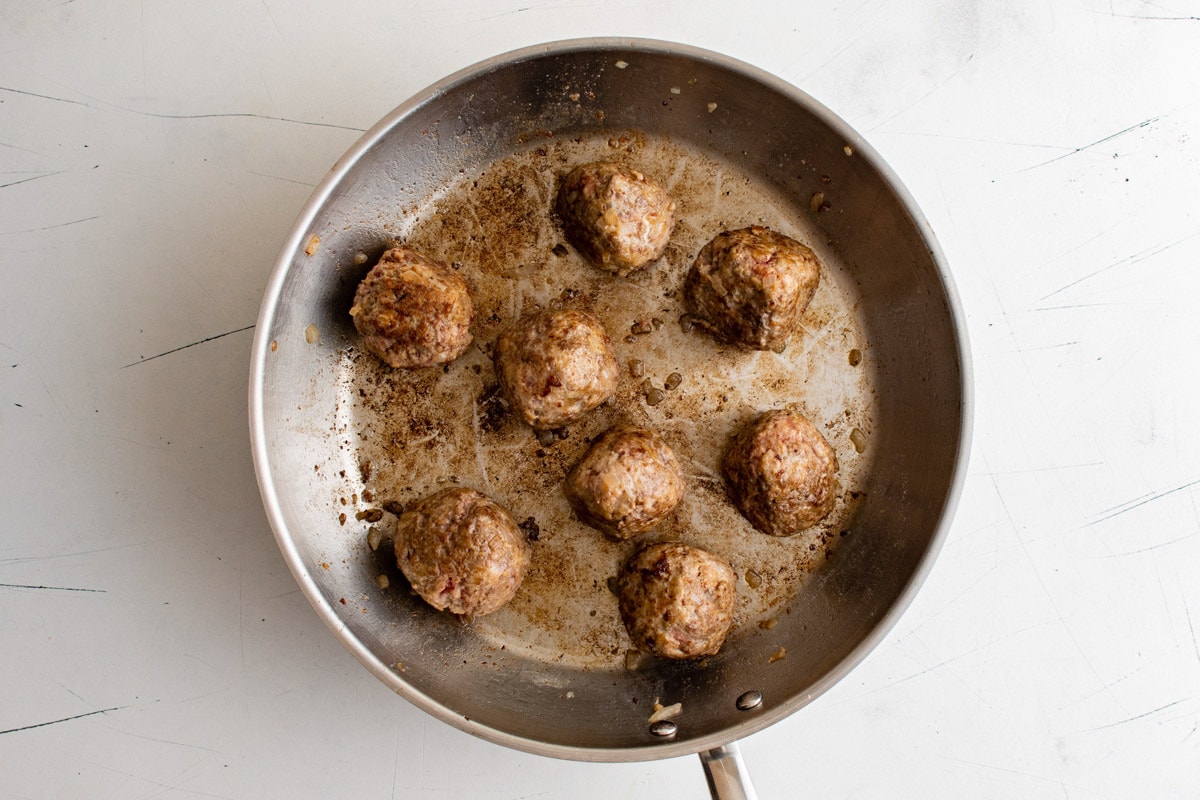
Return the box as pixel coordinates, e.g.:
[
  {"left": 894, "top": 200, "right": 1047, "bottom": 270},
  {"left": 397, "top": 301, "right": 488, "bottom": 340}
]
[{"left": 254, "top": 41, "right": 966, "bottom": 759}]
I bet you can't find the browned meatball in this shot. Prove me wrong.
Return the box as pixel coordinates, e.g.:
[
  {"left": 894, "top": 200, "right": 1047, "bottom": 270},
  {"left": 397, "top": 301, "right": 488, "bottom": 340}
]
[
  {"left": 556, "top": 162, "right": 676, "bottom": 276},
  {"left": 349, "top": 246, "right": 474, "bottom": 368},
  {"left": 492, "top": 308, "right": 620, "bottom": 430},
  {"left": 722, "top": 409, "right": 839, "bottom": 537},
  {"left": 617, "top": 542, "right": 736, "bottom": 659},
  {"left": 393, "top": 487, "right": 531, "bottom": 617},
  {"left": 564, "top": 426, "right": 684, "bottom": 539},
  {"left": 684, "top": 226, "right": 821, "bottom": 351}
]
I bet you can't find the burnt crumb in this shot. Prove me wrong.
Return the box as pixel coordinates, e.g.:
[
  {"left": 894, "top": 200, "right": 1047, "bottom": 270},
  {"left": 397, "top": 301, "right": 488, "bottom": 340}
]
[
  {"left": 359, "top": 460, "right": 373, "bottom": 481},
  {"left": 536, "top": 448, "right": 547, "bottom": 458},
  {"left": 472, "top": 364, "right": 482, "bottom": 375},
  {"left": 356, "top": 509, "right": 384, "bottom": 523},
  {"left": 519, "top": 517, "right": 541, "bottom": 542},
  {"left": 477, "top": 383, "right": 508, "bottom": 433},
  {"left": 820, "top": 174, "right": 832, "bottom": 184},
  {"left": 552, "top": 243, "right": 569, "bottom": 257},
  {"left": 382, "top": 500, "right": 406, "bottom": 516},
  {"left": 338, "top": 513, "right": 347, "bottom": 526}
]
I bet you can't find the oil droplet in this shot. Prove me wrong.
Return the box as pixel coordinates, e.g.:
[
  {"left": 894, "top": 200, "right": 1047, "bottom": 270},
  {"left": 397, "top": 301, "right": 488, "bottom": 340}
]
[{"left": 305, "top": 324, "right": 320, "bottom": 344}]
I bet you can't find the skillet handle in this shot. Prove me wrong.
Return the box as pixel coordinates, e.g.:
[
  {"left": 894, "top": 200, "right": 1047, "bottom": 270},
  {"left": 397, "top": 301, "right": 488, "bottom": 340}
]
[{"left": 700, "top": 742, "right": 758, "bottom": 800}]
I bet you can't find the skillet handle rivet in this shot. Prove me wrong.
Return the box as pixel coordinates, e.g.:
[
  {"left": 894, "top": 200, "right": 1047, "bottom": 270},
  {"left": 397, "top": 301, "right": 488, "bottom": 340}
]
[
  {"left": 736, "top": 690, "right": 763, "bottom": 711},
  {"left": 649, "top": 720, "right": 678, "bottom": 738}
]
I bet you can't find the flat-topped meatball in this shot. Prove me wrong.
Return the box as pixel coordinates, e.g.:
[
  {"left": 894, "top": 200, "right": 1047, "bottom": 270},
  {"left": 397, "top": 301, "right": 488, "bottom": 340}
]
[
  {"left": 684, "top": 226, "right": 820, "bottom": 351},
  {"left": 723, "top": 409, "right": 839, "bottom": 537},
  {"left": 617, "top": 542, "right": 736, "bottom": 660},
  {"left": 350, "top": 246, "right": 473, "bottom": 368},
  {"left": 564, "top": 425, "right": 684, "bottom": 539},
  {"left": 493, "top": 308, "right": 620, "bottom": 430},
  {"left": 394, "top": 487, "right": 531, "bottom": 617},
  {"left": 556, "top": 162, "right": 676, "bottom": 276}
]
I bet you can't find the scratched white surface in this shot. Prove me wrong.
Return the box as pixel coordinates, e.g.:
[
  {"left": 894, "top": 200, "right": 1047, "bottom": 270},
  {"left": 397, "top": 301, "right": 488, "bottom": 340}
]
[{"left": 1, "top": 1, "right": 1198, "bottom": 797}]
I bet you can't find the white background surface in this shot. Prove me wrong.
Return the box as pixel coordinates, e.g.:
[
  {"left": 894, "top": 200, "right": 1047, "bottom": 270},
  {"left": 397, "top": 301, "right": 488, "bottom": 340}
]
[{"left": 2, "top": 1, "right": 1198, "bottom": 797}]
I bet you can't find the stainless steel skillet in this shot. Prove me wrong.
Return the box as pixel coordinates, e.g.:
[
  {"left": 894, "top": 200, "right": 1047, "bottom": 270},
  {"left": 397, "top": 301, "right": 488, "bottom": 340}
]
[{"left": 248, "top": 37, "right": 971, "bottom": 798}]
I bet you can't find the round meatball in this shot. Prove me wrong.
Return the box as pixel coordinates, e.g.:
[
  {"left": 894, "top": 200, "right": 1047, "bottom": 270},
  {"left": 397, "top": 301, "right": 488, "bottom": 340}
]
[
  {"left": 349, "top": 246, "right": 473, "bottom": 368},
  {"left": 564, "top": 426, "right": 685, "bottom": 539},
  {"left": 393, "top": 487, "right": 531, "bottom": 617},
  {"left": 492, "top": 308, "right": 620, "bottom": 430},
  {"left": 684, "top": 226, "right": 821, "bottom": 351},
  {"left": 617, "top": 542, "right": 736, "bottom": 659},
  {"left": 722, "top": 409, "right": 839, "bottom": 537},
  {"left": 556, "top": 162, "right": 676, "bottom": 276}
]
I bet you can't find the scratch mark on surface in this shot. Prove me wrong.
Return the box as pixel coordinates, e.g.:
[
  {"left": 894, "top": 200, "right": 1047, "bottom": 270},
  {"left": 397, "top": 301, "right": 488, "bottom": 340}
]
[
  {"left": 1039, "top": 230, "right": 1200, "bottom": 302},
  {"left": 249, "top": 171, "right": 316, "bottom": 187},
  {"left": 0, "top": 582, "right": 105, "bottom": 593},
  {"left": 1, "top": 215, "right": 100, "bottom": 235},
  {"left": 0, "top": 706, "right": 126, "bottom": 735},
  {"left": 101, "top": 725, "right": 223, "bottom": 754},
  {"left": 884, "top": 130, "right": 1068, "bottom": 151},
  {"left": 260, "top": 0, "right": 299, "bottom": 62},
  {"left": 0, "top": 85, "right": 91, "bottom": 106},
  {"left": 1086, "top": 699, "right": 1187, "bottom": 731},
  {"left": 1105, "top": 532, "right": 1196, "bottom": 557},
  {"left": 129, "top": 109, "right": 364, "bottom": 132},
  {"left": 122, "top": 324, "right": 254, "bottom": 368},
  {"left": 0, "top": 538, "right": 182, "bottom": 567},
  {"left": 0, "top": 85, "right": 363, "bottom": 131},
  {"left": 870, "top": 54, "right": 974, "bottom": 131},
  {"left": 1105, "top": 13, "right": 1199, "bottom": 21},
  {"left": 1181, "top": 574, "right": 1200, "bottom": 668},
  {"left": 991, "top": 473, "right": 1118, "bottom": 705},
  {"left": 1034, "top": 302, "right": 1153, "bottom": 312},
  {"left": 0, "top": 171, "right": 63, "bottom": 189},
  {"left": 1020, "top": 116, "right": 1158, "bottom": 171},
  {"left": 1087, "top": 478, "right": 1200, "bottom": 526}
]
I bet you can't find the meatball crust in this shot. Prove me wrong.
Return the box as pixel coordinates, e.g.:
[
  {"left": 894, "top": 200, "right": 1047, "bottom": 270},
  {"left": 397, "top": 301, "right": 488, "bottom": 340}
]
[
  {"left": 684, "top": 226, "right": 820, "bottom": 351},
  {"left": 722, "top": 409, "right": 840, "bottom": 537},
  {"left": 350, "top": 246, "right": 474, "bottom": 368},
  {"left": 564, "top": 426, "right": 685, "bottom": 539},
  {"left": 556, "top": 162, "right": 676, "bottom": 276},
  {"left": 617, "top": 542, "right": 736, "bottom": 659},
  {"left": 394, "top": 487, "right": 531, "bottom": 617},
  {"left": 493, "top": 308, "right": 620, "bottom": 430}
]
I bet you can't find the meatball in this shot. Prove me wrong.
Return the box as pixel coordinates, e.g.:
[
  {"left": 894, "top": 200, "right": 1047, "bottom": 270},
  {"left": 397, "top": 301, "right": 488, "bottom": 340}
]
[
  {"left": 349, "top": 246, "right": 473, "bottom": 368},
  {"left": 722, "top": 409, "right": 839, "bottom": 537},
  {"left": 684, "top": 226, "right": 821, "bottom": 351},
  {"left": 564, "top": 426, "right": 685, "bottom": 539},
  {"left": 556, "top": 162, "right": 676, "bottom": 276},
  {"left": 393, "top": 487, "right": 531, "bottom": 617},
  {"left": 617, "top": 542, "right": 736, "bottom": 659},
  {"left": 493, "top": 308, "right": 620, "bottom": 430}
]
